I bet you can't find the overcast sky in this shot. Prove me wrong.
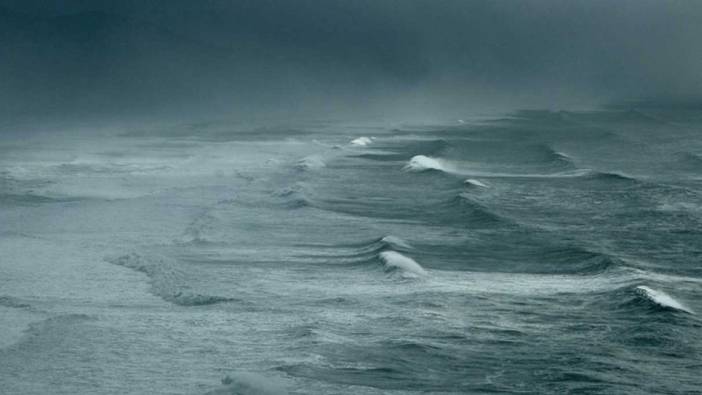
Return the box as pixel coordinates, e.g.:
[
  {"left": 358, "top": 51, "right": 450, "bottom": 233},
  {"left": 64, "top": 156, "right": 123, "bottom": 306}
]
[{"left": 1, "top": 0, "right": 701, "bottom": 125}]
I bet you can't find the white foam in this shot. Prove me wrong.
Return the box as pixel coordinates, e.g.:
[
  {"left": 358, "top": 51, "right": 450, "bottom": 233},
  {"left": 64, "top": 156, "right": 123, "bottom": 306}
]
[
  {"left": 295, "top": 156, "right": 326, "bottom": 171},
  {"left": 350, "top": 137, "right": 373, "bottom": 146},
  {"left": 404, "top": 155, "right": 447, "bottom": 172},
  {"left": 636, "top": 286, "right": 693, "bottom": 314},
  {"left": 554, "top": 151, "right": 572, "bottom": 160},
  {"left": 379, "top": 251, "right": 427, "bottom": 276},
  {"left": 464, "top": 178, "right": 488, "bottom": 188}
]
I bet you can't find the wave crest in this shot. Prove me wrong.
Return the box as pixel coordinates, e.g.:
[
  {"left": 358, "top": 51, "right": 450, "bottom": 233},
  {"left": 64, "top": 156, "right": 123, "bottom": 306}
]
[
  {"left": 350, "top": 137, "right": 373, "bottom": 146},
  {"left": 379, "top": 251, "right": 427, "bottom": 276},
  {"left": 403, "top": 155, "right": 448, "bottom": 172},
  {"left": 295, "top": 156, "right": 326, "bottom": 171},
  {"left": 464, "top": 178, "right": 488, "bottom": 188},
  {"left": 635, "top": 286, "right": 693, "bottom": 314}
]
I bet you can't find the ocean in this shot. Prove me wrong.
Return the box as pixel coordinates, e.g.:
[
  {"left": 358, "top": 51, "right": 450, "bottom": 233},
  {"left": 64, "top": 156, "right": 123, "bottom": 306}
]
[{"left": 1, "top": 108, "right": 701, "bottom": 394}]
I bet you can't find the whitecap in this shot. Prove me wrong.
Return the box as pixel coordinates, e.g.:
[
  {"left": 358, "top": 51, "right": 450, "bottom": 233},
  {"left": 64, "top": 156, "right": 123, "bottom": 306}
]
[
  {"left": 295, "top": 156, "right": 326, "bottom": 171},
  {"left": 464, "top": 178, "right": 488, "bottom": 188},
  {"left": 403, "top": 155, "right": 447, "bottom": 172},
  {"left": 350, "top": 136, "right": 373, "bottom": 146},
  {"left": 635, "top": 285, "right": 693, "bottom": 314},
  {"left": 379, "top": 251, "right": 427, "bottom": 276}
]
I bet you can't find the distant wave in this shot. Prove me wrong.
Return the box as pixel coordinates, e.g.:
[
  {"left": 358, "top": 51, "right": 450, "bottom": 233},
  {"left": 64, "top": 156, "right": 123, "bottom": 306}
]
[
  {"left": 295, "top": 156, "right": 326, "bottom": 171},
  {"left": 106, "top": 253, "right": 235, "bottom": 306},
  {"left": 379, "top": 251, "right": 427, "bottom": 277},
  {"left": 451, "top": 168, "right": 639, "bottom": 182},
  {"left": 464, "top": 178, "right": 488, "bottom": 188},
  {"left": 579, "top": 170, "right": 638, "bottom": 183},
  {"left": 404, "top": 155, "right": 450, "bottom": 172},
  {"left": 350, "top": 137, "right": 373, "bottom": 146},
  {"left": 55, "top": 162, "right": 171, "bottom": 175},
  {"left": 635, "top": 286, "right": 693, "bottom": 314},
  {"left": 353, "top": 138, "right": 449, "bottom": 162}
]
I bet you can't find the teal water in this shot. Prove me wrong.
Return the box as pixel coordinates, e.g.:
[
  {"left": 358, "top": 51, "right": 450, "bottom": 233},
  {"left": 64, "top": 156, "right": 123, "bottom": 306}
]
[{"left": 1, "top": 108, "right": 701, "bottom": 394}]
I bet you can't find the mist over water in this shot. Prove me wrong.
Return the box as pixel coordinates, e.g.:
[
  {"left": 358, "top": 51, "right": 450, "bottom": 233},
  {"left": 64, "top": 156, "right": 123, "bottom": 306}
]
[{"left": 2, "top": 1, "right": 702, "bottom": 394}]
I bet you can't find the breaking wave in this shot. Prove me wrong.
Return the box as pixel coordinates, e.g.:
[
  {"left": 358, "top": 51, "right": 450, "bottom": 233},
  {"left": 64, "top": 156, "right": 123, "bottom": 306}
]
[
  {"left": 295, "top": 156, "right": 326, "bottom": 171},
  {"left": 379, "top": 251, "right": 427, "bottom": 277},
  {"left": 634, "top": 286, "right": 693, "bottom": 314},
  {"left": 296, "top": 235, "right": 413, "bottom": 264},
  {"left": 350, "top": 137, "right": 373, "bottom": 146},
  {"left": 464, "top": 178, "right": 488, "bottom": 188},
  {"left": 404, "top": 155, "right": 450, "bottom": 172}
]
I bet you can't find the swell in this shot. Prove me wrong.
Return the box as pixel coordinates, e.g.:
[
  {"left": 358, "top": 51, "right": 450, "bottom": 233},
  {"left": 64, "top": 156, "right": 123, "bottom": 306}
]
[
  {"left": 400, "top": 237, "right": 625, "bottom": 275},
  {"left": 294, "top": 236, "right": 427, "bottom": 277},
  {"left": 446, "top": 168, "right": 640, "bottom": 182},
  {"left": 399, "top": 155, "right": 636, "bottom": 184},
  {"left": 522, "top": 245, "right": 624, "bottom": 275},
  {"left": 106, "top": 253, "right": 235, "bottom": 306},
  {"left": 295, "top": 235, "right": 414, "bottom": 265},
  {"left": 299, "top": 235, "right": 623, "bottom": 278},
  {"left": 442, "top": 193, "right": 515, "bottom": 227},
  {"left": 352, "top": 138, "right": 450, "bottom": 162},
  {"left": 577, "top": 170, "right": 639, "bottom": 183}
]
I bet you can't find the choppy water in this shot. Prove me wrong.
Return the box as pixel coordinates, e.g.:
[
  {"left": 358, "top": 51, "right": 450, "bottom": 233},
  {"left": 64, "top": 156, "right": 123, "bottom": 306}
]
[{"left": 1, "top": 108, "right": 701, "bottom": 394}]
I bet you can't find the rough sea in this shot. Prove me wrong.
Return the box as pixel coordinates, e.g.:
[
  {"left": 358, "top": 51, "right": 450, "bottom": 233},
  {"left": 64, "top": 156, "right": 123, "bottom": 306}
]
[{"left": 1, "top": 108, "right": 701, "bottom": 394}]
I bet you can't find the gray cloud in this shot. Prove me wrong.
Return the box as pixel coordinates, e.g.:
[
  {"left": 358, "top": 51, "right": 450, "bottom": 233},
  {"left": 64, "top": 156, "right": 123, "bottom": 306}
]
[{"left": 1, "top": 0, "right": 701, "bottom": 125}]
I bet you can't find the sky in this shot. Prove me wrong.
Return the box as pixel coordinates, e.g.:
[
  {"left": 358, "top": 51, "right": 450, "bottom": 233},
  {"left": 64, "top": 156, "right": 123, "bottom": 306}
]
[{"left": 1, "top": 0, "right": 701, "bottom": 126}]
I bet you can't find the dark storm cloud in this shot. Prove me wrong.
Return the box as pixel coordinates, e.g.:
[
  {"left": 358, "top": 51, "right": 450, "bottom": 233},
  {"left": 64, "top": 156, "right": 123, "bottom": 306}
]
[{"left": 1, "top": 0, "right": 701, "bottom": 124}]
